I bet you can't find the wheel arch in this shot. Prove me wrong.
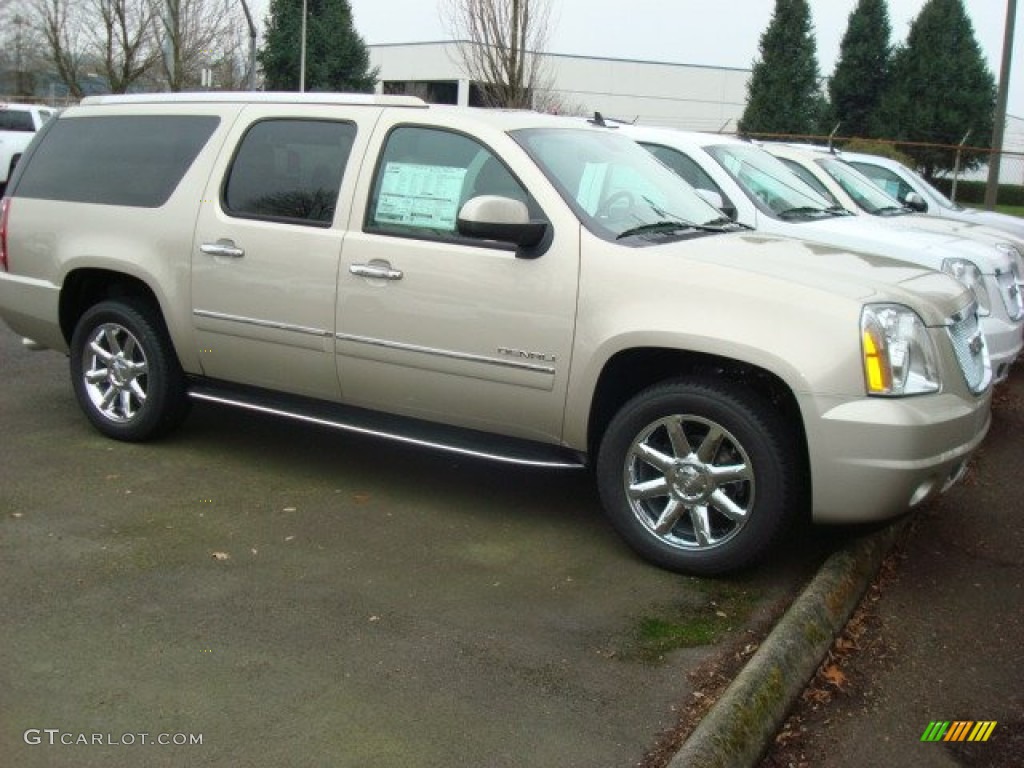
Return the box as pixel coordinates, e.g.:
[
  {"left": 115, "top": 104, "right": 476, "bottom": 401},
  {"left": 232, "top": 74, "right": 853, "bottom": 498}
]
[
  {"left": 586, "top": 347, "right": 810, "bottom": 484},
  {"left": 60, "top": 269, "right": 166, "bottom": 346}
]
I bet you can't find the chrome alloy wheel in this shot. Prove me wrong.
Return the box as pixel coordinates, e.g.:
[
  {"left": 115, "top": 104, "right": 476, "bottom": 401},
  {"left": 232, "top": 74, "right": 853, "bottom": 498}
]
[
  {"left": 624, "top": 415, "right": 755, "bottom": 551},
  {"left": 81, "top": 322, "right": 149, "bottom": 423}
]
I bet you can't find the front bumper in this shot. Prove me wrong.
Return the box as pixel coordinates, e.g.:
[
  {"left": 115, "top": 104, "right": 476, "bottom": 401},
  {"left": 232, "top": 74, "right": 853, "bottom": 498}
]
[{"left": 805, "top": 389, "right": 992, "bottom": 524}]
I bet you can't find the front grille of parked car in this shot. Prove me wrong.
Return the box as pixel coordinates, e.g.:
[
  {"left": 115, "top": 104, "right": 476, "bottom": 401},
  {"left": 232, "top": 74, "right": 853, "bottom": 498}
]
[
  {"left": 946, "top": 309, "right": 991, "bottom": 394},
  {"left": 997, "top": 270, "right": 1023, "bottom": 321}
]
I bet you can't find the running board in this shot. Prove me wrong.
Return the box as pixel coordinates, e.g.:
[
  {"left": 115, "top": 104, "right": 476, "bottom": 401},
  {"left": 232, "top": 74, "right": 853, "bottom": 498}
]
[{"left": 187, "top": 381, "right": 587, "bottom": 470}]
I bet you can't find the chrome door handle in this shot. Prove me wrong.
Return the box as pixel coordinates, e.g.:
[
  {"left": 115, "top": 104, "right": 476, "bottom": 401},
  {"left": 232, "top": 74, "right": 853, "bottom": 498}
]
[
  {"left": 349, "top": 260, "right": 403, "bottom": 280},
  {"left": 200, "top": 240, "right": 245, "bottom": 259}
]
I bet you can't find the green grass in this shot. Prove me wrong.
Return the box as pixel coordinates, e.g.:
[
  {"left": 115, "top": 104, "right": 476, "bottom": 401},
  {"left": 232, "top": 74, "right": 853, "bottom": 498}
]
[
  {"left": 618, "top": 580, "right": 760, "bottom": 664},
  {"left": 962, "top": 203, "right": 1024, "bottom": 218}
]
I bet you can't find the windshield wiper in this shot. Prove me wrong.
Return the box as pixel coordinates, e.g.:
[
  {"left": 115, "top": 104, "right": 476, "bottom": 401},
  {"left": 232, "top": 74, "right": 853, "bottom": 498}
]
[
  {"left": 777, "top": 206, "right": 833, "bottom": 220},
  {"left": 616, "top": 221, "right": 699, "bottom": 240},
  {"left": 876, "top": 205, "right": 911, "bottom": 216},
  {"left": 704, "top": 215, "right": 749, "bottom": 228}
]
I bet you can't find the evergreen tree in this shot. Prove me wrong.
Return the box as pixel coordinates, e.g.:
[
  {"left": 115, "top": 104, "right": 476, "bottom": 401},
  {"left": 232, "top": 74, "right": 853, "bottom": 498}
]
[
  {"left": 875, "top": 0, "right": 995, "bottom": 177},
  {"left": 828, "top": 0, "right": 892, "bottom": 138},
  {"left": 259, "top": 0, "right": 378, "bottom": 92},
  {"left": 738, "top": 0, "right": 825, "bottom": 136}
]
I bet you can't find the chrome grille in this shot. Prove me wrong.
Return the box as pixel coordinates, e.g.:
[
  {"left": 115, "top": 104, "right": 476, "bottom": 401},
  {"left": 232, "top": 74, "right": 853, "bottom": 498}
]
[{"left": 946, "top": 308, "right": 991, "bottom": 394}]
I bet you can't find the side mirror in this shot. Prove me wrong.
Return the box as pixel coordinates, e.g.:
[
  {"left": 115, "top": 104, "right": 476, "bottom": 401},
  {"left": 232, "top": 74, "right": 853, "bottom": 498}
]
[
  {"left": 903, "top": 191, "right": 927, "bottom": 212},
  {"left": 457, "top": 195, "right": 548, "bottom": 249}
]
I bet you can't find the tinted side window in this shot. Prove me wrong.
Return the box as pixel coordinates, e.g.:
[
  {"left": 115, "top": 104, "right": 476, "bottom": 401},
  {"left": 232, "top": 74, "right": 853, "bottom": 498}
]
[
  {"left": 366, "top": 126, "right": 535, "bottom": 241},
  {"left": 224, "top": 119, "right": 355, "bottom": 226},
  {"left": 0, "top": 110, "right": 35, "bottom": 131},
  {"left": 16, "top": 115, "right": 219, "bottom": 207}
]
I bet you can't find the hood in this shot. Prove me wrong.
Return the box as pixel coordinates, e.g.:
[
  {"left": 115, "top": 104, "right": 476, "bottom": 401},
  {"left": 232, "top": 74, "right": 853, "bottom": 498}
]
[
  {"left": 670, "top": 232, "right": 972, "bottom": 325},
  {"left": 796, "top": 215, "right": 1012, "bottom": 274},
  {"left": 886, "top": 214, "right": 1024, "bottom": 252},
  {"left": 955, "top": 207, "right": 1024, "bottom": 240}
]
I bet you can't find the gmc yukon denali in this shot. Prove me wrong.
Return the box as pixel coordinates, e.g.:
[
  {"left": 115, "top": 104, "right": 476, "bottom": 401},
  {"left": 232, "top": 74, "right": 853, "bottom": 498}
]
[{"left": 0, "top": 93, "right": 993, "bottom": 574}]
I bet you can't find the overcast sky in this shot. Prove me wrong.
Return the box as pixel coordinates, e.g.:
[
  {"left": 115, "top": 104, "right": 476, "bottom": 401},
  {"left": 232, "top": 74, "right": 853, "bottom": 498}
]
[{"left": 310, "top": 0, "right": 1022, "bottom": 118}]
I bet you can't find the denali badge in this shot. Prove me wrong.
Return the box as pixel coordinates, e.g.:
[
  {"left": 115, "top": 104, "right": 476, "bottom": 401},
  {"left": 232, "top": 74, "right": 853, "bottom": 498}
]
[{"left": 497, "top": 347, "right": 558, "bottom": 363}]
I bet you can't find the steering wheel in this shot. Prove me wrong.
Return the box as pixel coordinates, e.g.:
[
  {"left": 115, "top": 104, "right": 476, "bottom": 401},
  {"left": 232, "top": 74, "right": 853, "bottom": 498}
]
[{"left": 597, "top": 190, "right": 636, "bottom": 218}]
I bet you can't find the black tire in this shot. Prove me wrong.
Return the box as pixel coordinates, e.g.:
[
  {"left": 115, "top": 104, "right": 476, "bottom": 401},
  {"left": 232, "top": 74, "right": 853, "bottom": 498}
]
[
  {"left": 596, "top": 377, "right": 802, "bottom": 575},
  {"left": 70, "top": 298, "right": 190, "bottom": 441}
]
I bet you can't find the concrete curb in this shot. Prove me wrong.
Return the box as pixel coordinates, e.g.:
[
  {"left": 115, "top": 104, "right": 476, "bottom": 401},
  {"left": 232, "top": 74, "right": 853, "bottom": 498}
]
[{"left": 668, "top": 519, "right": 909, "bottom": 768}]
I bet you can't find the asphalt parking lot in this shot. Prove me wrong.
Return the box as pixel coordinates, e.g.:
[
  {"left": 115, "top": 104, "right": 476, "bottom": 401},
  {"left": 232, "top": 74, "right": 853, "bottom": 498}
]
[{"left": 0, "top": 326, "right": 837, "bottom": 768}]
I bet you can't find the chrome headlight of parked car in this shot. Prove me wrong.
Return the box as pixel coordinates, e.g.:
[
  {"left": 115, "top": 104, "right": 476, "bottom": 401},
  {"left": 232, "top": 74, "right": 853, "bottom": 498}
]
[
  {"left": 861, "top": 304, "right": 941, "bottom": 396},
  {"left": 942, "top": 258, "right": 991, "bottom": 316}
]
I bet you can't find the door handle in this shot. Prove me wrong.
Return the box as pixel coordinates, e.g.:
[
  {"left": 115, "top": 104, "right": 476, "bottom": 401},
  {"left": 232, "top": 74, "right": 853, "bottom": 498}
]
[
  {"left": 200, "top": 239, "right": 245, "bottom": 259},
  {"left": 349, "top": 260, "right": 403, "bottom": 280}
]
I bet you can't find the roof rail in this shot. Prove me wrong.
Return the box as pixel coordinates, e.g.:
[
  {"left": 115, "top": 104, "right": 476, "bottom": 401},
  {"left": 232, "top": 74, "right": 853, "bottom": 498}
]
[{"left": 79, "top": 91, "right": 428, "bottom": 108}]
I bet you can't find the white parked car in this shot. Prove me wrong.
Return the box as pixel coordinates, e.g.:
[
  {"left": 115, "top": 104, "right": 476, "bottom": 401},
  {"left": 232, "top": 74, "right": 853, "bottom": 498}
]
[
  {"left": 608, "top": 124, "right": 1023, "bottom": 382},
  {"left": 761, "top": 142, "right": 1024, "bottom": 299},
  {"left": 0, "top": 102, "right": 55, "bottom": 195},
  {"left": 842, "top": 150, "right": 1024, "bottom": 242}
]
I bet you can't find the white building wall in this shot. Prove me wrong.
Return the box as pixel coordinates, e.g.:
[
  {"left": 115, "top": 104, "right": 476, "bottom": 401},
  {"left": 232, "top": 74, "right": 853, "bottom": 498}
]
[{"left": 368, "top": 41, "right": 750, "bottom": 132}]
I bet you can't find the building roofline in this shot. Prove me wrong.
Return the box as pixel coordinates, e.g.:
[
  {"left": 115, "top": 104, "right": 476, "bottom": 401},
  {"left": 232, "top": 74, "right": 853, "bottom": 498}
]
[{"left": 367, "top": 40, "right": 751, "bottom": 74}]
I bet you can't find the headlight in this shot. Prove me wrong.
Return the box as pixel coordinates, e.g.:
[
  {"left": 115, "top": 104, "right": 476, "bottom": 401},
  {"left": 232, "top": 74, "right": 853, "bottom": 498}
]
[
  {"left": 942, "top": 258, "right": 991, "bottom": 315},
  {"left": 861, "top": 304, "right": 941, "bottom": 396},
  {"left": 994, "top": 242, "right": 1023, "bottom": 286}
]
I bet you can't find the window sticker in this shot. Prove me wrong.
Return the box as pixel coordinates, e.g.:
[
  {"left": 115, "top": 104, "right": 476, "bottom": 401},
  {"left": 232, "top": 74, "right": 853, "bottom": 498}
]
[{"left": 375, "top": 162, "right": 468, "bottom": 230}]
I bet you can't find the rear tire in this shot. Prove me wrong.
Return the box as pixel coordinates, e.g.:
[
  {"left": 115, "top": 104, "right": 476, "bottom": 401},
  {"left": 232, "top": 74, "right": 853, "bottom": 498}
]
[
  {"left": 70, "top": 298, "right": 190, "bottom": 441},
  {"left": 596, "top": 377, "right": 801, "bottom": 575}
]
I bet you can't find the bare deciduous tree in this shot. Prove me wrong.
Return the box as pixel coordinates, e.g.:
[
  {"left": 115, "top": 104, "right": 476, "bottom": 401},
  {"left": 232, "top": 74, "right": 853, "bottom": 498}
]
[
  {"left": 153, "top": 0, "right": 242, "bottom": 91},
  {"left": 32, "top": 0, "right": 87, "bottom": 98},
  {"left": 92, "top": 0, "right": 159, "bottom": 93},
  {"left": 441, "top": 0, "right": 554, "bottom": 109}
]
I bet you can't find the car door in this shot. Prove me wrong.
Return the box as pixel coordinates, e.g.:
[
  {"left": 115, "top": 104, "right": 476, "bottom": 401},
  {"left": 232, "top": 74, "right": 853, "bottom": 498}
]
[
  {"left": 335, "top": 119, "right": 580, "bottom": 444},
  {"left": 191, "top": 107, "right": 367, "bottom": 399}
]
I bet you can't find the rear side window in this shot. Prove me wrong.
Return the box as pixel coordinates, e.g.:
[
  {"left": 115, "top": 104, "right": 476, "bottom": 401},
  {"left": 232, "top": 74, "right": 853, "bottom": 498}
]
[
  {"left": 224, "top": 119, "right": 356, "bottom": 226},
  {"left": 0, "top": 109, "right": 35, "bottom": 131},
  {"left": 15, "top": 115, "right": 219, "bottom": 207}
]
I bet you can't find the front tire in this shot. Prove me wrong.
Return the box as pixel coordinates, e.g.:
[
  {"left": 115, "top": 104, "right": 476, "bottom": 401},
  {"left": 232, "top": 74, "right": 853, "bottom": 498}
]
[
  {"left": 70, "top": 298, "right": 189, "bottom": 441},
  {"left": 596, "top": 378, "right": 801, "bottom": 575}
]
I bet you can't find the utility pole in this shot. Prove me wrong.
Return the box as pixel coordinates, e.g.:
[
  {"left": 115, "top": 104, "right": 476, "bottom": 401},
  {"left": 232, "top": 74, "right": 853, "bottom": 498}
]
[
  {"left": 985, "top": 0, "right": 1018, "bottom": 209},
  {"left": 239, "top": 0, "right": 258, "bottom": 89},
  {"left": 300, "top": 0, "right": 307, "bottom": 92}
]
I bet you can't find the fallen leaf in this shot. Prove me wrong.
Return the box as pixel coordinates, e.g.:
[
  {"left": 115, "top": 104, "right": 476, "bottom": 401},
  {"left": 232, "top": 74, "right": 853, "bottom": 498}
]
[
  {"left": 821, "top": 664, "right": 847, "bottom": 689},
  {"left": 211, "top": 551, "right": 230, "bottom": 561}
]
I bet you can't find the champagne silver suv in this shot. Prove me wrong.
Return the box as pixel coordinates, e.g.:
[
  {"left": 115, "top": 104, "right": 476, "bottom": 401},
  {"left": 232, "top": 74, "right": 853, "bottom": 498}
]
[{"left": 0, "top": 93, "right": 993, "bottom": 574}]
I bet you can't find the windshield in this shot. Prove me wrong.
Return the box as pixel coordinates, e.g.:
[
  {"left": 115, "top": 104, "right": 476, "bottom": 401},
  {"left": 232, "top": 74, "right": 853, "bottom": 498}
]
[
  {"left": 818, "top": 157, "right": 907, "bottom": 215},
  {"left": 511, "top": 128, "right": 733, "bottom": 242},
  {"left": 706, "top": 143, "right": 838, "bottom": 221}
]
